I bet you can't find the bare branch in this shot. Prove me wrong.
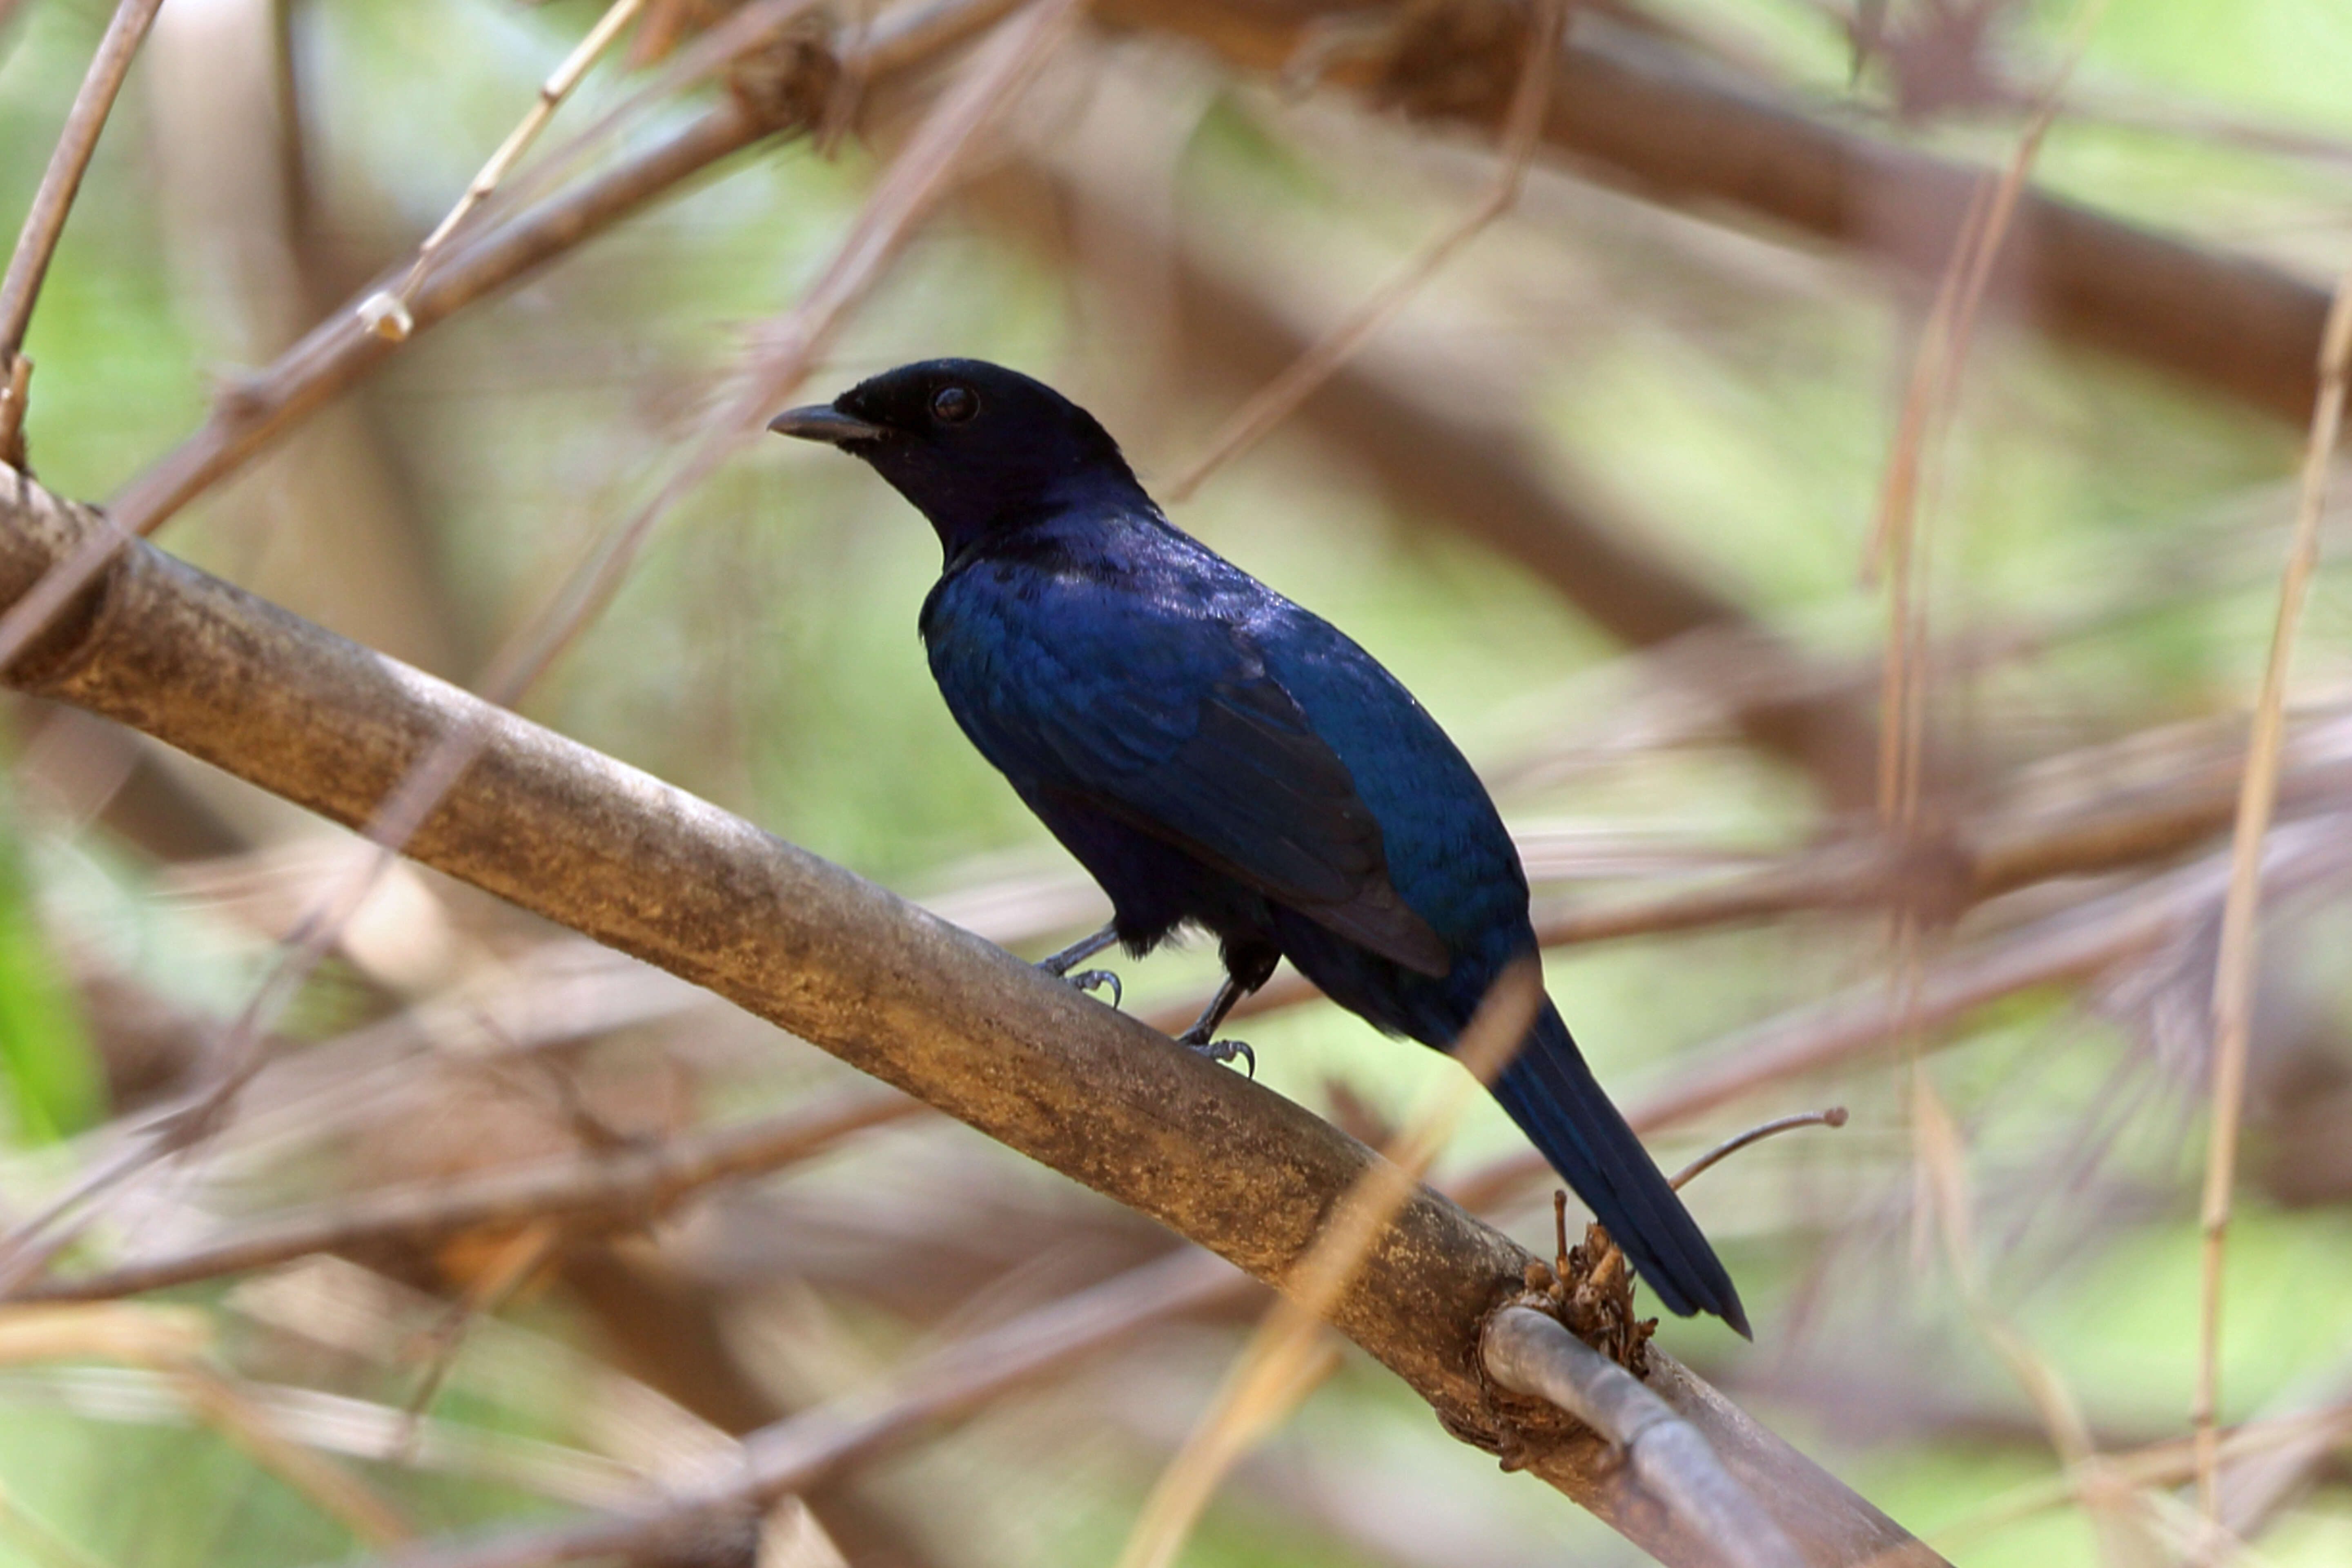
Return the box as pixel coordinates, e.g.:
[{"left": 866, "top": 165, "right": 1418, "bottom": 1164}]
[{"left": 1161, "top": 747, "right": 2352, "bottom": 1050}]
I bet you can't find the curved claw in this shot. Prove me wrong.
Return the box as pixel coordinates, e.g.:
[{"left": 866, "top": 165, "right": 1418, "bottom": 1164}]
[
  {"left": 1063, "top": 968, "right": 1123, "bottom": 1009},
  {"left": 1186, "top": 1037, "right": 1256, "bottom": 1079}
]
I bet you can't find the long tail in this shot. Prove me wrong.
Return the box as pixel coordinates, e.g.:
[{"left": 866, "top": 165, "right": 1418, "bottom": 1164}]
[{"left": 1489, "top": 1001, "right": 1750, "bottom": 1338}]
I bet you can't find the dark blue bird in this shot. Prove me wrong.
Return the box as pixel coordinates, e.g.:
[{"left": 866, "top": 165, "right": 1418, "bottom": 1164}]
[{"left": 771, "top": 359, "right": 1748, "bottom": 1336}]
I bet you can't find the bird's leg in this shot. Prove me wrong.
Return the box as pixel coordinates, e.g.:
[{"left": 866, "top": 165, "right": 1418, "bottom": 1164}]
[
  {"left": 1176, "top": 975, "right": 1256, "bottom": 1078},
  {"left": 1036, "top": 920, "right": 1123, "bottom": 1009}
]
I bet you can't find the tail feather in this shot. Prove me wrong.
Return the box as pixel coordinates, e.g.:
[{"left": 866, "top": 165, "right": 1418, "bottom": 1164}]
[{"left": 1490, "top": 1003, "right": 1750, "bottom": 1337}]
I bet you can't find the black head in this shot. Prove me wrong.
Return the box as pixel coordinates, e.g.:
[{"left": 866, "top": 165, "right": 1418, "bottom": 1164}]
[{"left": 769, "top": 359, "right": 1147, "bottom": 562}]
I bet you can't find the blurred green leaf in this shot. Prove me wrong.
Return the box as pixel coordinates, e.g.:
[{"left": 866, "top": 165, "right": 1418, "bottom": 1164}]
[{"left": 0, "top": 788, "right": 100, "bottom": 1143}]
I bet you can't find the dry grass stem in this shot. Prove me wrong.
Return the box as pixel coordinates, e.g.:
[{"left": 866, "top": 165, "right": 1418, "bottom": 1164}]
[
  {"left": 173, "top": 1363, "right": 416, "bottom": 1546},
  {"left": 0, "top": 1302, "right": 210, "bottom": 1363},
  {"left": 1178, "top": 708, "right": 2352, "bottom": 1041},
  {"left": 0, "top": 1360, "right": 651, "bottom": 1506},
  {"left": 1910, "top": 1069, "right": 2161, "bottom": 1566},
  {"left": 0, "top": 1302, "right": 411, "bottom": 1546},
  {"left": 1444, "top": 821, "right": 2352, "bottom": 1217},
  {"left": 1113, "top": 965, "right": 1541, "bottom": 1568},
  {"left": 1865, "top": 7, "right": 2091, "bottom": 829},
  {"left": 0, "top": 1481, "right": 112, "bottom": 1568},
  {"left": 501, "top": 0, "right": 836, "bottom": 207},
  {"left": 1161, "top": 0, "right": 1565, "bottom": 501},
  {"left": 2192, "top": 260, "right": 2352, "bottom": 1522},
  {"left": 1931, "top": 1402, "right": 2352, "bottom": 1554},
  {"left": 359, "top": 0, "right": 652, "bottom": 341}
]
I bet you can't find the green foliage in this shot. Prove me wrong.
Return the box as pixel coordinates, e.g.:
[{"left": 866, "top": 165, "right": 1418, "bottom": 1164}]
[{"left": 0, "top": 788, "right": 98, "bottom": 1143}]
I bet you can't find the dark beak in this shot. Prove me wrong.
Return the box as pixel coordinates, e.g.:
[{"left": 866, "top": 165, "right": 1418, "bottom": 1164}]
[{"left": 768, "top": 405, "right": 887, "bottom": 444}]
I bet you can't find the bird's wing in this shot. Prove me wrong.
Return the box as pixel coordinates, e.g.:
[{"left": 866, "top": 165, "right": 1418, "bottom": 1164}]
[{"left": 939, "top": 582, "right": 1451, "bottom": 977}]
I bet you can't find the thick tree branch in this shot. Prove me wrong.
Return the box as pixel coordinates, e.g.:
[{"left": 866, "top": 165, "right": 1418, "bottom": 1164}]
[
  {"left": 0, "top": 466, "right": 1939, "bottom": 1565},
  {"left": 1093, "top": 0, "right": 2332, "bottom": 424}
]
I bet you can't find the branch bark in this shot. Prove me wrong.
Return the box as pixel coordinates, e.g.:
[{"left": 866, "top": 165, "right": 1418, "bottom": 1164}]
[{"left": 0, "top": 464, "right": 1941, "bottom": 1565}]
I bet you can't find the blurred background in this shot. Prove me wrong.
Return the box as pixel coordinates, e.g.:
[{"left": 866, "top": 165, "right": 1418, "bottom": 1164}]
[{"left": 3, "top": 0, "right": 2352, "bottom": 1562}]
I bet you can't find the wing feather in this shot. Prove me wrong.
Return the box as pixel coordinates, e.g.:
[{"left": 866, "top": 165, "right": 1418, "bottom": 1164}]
[{"left": 933, "top": 564, "right": 1450, "bottom": 977}]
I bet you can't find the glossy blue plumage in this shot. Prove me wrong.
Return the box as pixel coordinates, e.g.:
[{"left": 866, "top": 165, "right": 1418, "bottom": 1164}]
[{"left": 773, "top": 359, "right": 1748, "bottom": 1336}]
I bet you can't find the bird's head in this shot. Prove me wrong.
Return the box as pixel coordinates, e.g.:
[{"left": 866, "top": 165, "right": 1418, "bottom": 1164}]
[{"left": 769, "top": 359, "right": 1146, "bottom": 561}]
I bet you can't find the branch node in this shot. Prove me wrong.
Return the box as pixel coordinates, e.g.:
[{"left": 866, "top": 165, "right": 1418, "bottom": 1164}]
[
  {"left": 357, "top": 292, "right": 414, "bottom": 343},
  {"left": 728, "top": 18, "right": 846, "bottom": 136}
]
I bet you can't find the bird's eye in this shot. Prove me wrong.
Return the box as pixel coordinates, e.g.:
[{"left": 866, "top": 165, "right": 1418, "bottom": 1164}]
[{"left": 931, "top": 385, "right": 978, "bottom": 424}]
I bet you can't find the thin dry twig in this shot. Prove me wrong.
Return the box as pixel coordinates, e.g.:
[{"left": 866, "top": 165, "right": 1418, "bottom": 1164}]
[
  {"left": 1156, "top": 703, "right": 2352, "bottom": 1041},
  {"left": 329, "top": 1249, "right": 1258, "bottom": 1568},
  {"left": 1160, "top": 0, "right": 1565, "bottom": 501},
  {"left": 1113, "top": 966, "right": 1541, "bottom": 1568},
  {"left": 0, "top": 0, "right": 167, "bottom": 462},
  {"left": 391, "top": 1222, "right": 561, "bottom": 1462},
  {"left": 359, "top": 0, "right": 653, "bottom": 341},
  {"left": 14, "top": 1088, "right": 918, "bottom": 1303},
  {"left": 1667, "top": 1108, "right": 1847, "bottom": 1191},
  {"left": 494, "top": 0, "right": 838, "bottom": 209},
  {"left": 1446, "top": 819, "right": 2352, "bottom": 1214},
  {"left": 1930, "top": 1399, "right": 2352, "bottom": 1555},
  {"left": 2193, "top": 261, "right": 2352, "bottom": 1520}
]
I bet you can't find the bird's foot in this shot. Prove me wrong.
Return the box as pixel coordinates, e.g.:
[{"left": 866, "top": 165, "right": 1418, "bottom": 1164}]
[
  {"left": 1051, "top": 966, "right": 1123, "bottom": 1009},
  {"left": 1182, "top": 1035, "right": 1256, "bottom": 1078}
]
